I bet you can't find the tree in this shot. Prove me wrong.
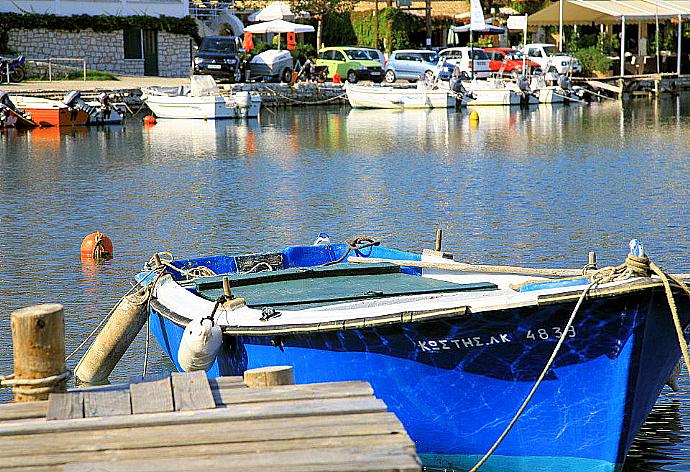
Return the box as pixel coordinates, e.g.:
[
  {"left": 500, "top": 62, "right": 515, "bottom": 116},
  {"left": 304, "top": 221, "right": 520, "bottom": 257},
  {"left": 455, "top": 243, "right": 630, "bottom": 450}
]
[{"left": 290, "top": 0, "right": 360, "bottom": 51}]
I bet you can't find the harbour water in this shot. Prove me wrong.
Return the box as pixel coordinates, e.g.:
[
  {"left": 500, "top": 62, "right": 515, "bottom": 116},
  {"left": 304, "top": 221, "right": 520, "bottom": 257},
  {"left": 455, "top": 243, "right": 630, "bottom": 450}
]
[{"left": 1, "top": 96, "right": 690, "bottom": 470}]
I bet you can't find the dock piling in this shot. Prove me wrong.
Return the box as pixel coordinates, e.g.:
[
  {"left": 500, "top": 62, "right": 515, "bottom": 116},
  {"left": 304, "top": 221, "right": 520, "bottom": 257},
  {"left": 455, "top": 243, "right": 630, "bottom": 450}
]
[
  {"left": 10, "top": 303, "right": 66, "bottom": 402},
  {"left": 243, "top": 366, "right": 295, "bottom": 387}
]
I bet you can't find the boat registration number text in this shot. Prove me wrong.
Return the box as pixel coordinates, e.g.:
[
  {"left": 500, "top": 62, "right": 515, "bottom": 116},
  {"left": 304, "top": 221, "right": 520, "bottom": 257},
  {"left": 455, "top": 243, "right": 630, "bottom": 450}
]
[{"left": 416, "top": 326, "right": 577, "bottom": 352}]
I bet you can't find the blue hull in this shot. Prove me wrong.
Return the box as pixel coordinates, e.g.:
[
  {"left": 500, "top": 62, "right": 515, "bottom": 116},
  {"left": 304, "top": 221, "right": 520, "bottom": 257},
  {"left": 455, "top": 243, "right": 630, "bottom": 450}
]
[{"left": 149, "top": 288, "right": 688, "bottom": 471}]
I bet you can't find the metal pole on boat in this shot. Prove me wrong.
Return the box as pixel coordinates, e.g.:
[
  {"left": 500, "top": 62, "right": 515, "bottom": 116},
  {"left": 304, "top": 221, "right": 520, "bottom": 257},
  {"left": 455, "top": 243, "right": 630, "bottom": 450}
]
[
  {"left": 621, "top": 15, "right": 626, "bottom": 78},
  {"left": 523, "top": 15, "right": 528, "bottom": 74},
  {"left": 10, "top": 304, "right": 67, "bottom": 402},
  {"left": 588, "top": 251, "right": 597, "bottom": 269},
  {"left": 435, "top": 229, "right": 443, "bottom": 252},
  {"left": 559, "top": 0, "right": 563, "bottom": 52},
  {"left": 677, "top": 15, "right": 682, "bottom": 77}
]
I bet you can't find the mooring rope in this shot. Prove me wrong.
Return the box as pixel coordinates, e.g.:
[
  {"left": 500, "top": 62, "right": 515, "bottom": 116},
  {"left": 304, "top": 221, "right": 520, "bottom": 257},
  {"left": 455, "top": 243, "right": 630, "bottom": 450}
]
[
  {"left": 468, "top": 280, "right": 597, "bottom": 472},
  {"left": 0, "top": 370, "right": 72, "bottom": 395}
]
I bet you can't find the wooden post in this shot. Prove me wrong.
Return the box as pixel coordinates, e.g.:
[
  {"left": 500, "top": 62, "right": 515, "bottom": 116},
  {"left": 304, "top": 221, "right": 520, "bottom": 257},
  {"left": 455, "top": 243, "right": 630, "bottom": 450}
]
[
  {"left": 435, "top": 229, "right": 443, "bottom": 252},
  {"left": 588, "top": 251, "right": 597, "bottom": 268},
  {"left": 11, "top": 304, "right": 66, "bottom": 402},
  {"left": 244, "top": 366, "right": 295, "bottom": 387},
  {"left": 222, "top": 276, "right": 232, "bottom": 299}
]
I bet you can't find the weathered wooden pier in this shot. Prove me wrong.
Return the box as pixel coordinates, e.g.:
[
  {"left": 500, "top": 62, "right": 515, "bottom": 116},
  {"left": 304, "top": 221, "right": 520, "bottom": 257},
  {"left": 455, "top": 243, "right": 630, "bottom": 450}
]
[
  {"left": 1, "top": 304, "right": 420, "bottom": 471},
  {"left": 578, "top": 73, "right": 690, "bottom": 100}
]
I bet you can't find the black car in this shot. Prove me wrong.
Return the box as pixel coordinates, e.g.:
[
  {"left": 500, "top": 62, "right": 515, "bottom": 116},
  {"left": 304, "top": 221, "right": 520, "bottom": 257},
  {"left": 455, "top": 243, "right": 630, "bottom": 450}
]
[{"left": 193, "top": 36, "right": 241, "bottom": 81}]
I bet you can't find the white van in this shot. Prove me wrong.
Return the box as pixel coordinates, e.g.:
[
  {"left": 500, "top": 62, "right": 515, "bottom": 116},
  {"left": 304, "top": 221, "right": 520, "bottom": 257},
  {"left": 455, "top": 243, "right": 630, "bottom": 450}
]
[{"left": 437, "top": 47, "right": 491, "bottom": 79}]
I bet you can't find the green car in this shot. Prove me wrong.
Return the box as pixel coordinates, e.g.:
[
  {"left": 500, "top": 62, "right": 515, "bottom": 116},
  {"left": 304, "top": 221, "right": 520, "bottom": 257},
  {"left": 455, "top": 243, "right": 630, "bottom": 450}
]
[{"left": 316, "top": 47, "right": 384, "bottom": 83}]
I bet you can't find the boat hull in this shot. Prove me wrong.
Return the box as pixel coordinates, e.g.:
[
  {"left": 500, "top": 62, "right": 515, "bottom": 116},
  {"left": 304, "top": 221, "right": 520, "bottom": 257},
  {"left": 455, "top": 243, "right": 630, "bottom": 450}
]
[
  {"left": 346, "top": 84, "right": 454, "bottom": 109},
  {"left": 466, "top": 88, "right": 522, "bottom": 106},
  {"left": 149, "top": 288, "right": 689, "bottom": 471},
  {"left": 144, "top": 95, "right": 261, "bottom": 120}
]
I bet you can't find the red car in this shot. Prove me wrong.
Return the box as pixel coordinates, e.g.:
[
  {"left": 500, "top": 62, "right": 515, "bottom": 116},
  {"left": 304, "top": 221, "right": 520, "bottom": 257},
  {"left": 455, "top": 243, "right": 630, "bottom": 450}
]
[{"left": 483, "top": 48, "right": 541, "bottom": 76}]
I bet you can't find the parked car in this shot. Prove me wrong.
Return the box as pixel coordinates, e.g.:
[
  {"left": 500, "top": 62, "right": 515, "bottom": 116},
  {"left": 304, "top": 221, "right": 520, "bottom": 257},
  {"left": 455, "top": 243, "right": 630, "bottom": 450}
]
[
  {"left": 316, "top": 47, "right": 384, "bottom": 83},
  {"left": 193, "top": 36, "right": 241, "bottom": 81},
  {"left": 437, "top": 47, "right": 491, "bottom": 79},
  {"left": 361, "top": 48, "right": 386, "bottom": 67},
  {"left": 384, "top": 50, "right": 439, "bottom": 83},
  {"left": 483, "top": 48, "right": 541, "bottom": 76},
  {"left": 522, "top": 43, "right": 582, "bottom": 75}
]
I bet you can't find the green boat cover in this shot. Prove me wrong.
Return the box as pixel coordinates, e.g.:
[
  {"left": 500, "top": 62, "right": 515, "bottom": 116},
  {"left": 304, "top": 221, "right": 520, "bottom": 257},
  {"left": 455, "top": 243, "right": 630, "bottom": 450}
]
[{"left": 194, "top": 263, "right": 498, "bottom": 310}]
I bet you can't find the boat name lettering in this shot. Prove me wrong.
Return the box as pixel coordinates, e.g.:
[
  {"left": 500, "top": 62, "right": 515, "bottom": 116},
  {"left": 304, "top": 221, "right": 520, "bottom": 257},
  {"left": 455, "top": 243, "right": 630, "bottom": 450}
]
[
  {"left": 525, "top": 326, "right": 576, "bottom": 341},
  {"left": 417, "top": 334, "right": 512, "bottom": 351}
]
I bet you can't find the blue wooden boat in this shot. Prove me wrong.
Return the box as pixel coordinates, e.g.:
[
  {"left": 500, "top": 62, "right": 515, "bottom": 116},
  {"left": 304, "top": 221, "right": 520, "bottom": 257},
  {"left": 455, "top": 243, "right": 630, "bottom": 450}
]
[{"left": 136, "top": 238, "right": 690, "bottom": 472}]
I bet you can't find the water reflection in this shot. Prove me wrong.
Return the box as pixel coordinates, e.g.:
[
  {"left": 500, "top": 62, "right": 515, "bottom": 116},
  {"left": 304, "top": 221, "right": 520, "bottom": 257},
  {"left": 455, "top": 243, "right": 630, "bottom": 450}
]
[{"left": 2, "top": 95, "right": 690, "bottom": 470}]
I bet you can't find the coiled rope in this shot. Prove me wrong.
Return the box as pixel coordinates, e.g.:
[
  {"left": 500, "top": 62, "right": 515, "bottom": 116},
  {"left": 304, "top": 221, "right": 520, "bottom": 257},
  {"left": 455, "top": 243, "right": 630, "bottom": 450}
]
[
  {"left": 144, "top": 252, "right": 216, "bottom": 280},
  {"left": 322, "top": 237, "right": 381, "bottom": 266},
  {"left": 470, "top": 253, "right": 690, "bottom": 471},
  {"left": 0, "top": 371, "right": 72, "bottom": 395}
]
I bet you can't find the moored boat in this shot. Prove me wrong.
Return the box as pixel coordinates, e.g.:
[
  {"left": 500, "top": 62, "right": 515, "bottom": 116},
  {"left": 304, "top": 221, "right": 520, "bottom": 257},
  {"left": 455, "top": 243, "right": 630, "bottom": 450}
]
[
  {"left": 10, "top": 95, "right": 89, "bottom": 127},
  {"left": 0, "top": 92, "right": 37, "bottom": 128},
  {"left": 345, "top": 82, "right": 455, "bottom": 109},
  {"left": 135, "top": 237, "right": 690, "bottom": 472},
  {"left": 141, "top": 75, "right": 261, "bottom": 120},
  {"left": 464, "top": 79, "right": 523, "bottom": 106}
]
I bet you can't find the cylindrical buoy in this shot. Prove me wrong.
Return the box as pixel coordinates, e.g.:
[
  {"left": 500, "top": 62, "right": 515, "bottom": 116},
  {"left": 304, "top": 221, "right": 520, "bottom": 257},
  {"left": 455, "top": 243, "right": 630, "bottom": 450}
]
[
  {"left": 177, "top": 318, "right": 223, "bottom": 372},
  {"left": 332, "top": 73, "right": 341, "bottom": 84},
  {"left": 143, "top": 115, "right": 157, "bottom": 125},
  {"left": 80, "top": 231, "right": 113, "bottom": 261},
  {"left": 75, "top": 286, "right": 149, "bottom": 384},
  {"left": 11, "top": 304, "right": 66, "bottom": 402},
  {"left": 469, "top": 110, "right": 479, "bottom": 122}
]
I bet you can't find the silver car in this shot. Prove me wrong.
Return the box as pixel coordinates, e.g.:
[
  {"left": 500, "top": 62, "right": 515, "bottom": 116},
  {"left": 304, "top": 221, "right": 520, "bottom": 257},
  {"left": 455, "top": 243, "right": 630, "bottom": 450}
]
[{"left": 385, "top": 50, "right": 440, "bottom": 83}]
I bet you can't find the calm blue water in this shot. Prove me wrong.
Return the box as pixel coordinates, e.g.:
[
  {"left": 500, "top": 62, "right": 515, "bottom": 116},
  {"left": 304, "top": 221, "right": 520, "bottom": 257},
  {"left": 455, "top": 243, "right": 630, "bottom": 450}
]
[{"left": 1, "top": 97, "right": 690, "bottom": 470}]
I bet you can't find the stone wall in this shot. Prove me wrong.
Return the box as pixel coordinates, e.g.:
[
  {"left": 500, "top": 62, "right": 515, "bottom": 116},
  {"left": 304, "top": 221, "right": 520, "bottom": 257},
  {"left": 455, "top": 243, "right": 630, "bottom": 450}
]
[{"left": 7, "top": 28, "right": 191, "bottom": 77}]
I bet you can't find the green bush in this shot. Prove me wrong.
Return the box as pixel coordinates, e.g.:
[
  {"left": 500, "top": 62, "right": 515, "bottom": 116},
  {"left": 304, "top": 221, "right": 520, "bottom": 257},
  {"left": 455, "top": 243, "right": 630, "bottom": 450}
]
[
  {"left": 573, "top": 46, "right": 612, "bottom": 75},
  {"left": 290, "top": 43, "right": 316, "bottom": 63}
]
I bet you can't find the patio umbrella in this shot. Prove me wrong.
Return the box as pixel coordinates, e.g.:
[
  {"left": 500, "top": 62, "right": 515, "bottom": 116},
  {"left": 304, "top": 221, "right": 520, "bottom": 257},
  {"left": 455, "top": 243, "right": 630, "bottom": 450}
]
[
  {"left": 244, "top": 19, "right": 315, "bottom": 34},
  {"left": 249, "top": 1, "right": 295, "bottom": 22}
]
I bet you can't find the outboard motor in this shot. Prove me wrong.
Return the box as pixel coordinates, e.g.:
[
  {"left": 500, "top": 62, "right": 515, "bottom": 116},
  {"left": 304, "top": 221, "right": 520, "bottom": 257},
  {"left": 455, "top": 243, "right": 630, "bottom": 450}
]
[
  {"left": 0, "top": 91, "right": 32, "bottom": 126},
  {"left": 558, "top": 74, "right": 572, "bottom": 92},
  {"left": 63, "top": 90, "right": 119, "bottom": 124},
  {"left": 517, "top": 74, "right": 532, "bottom": 107},
  {"left": 63, "top": 90, "right": 99, "bottom": 116}
]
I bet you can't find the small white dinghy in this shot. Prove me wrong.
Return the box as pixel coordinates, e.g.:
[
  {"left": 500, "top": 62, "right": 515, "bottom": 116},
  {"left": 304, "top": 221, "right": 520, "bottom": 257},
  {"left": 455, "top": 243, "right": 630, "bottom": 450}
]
[
  {"left": 464, "top": 78, "right": 523, "bottom": 106},
  {"left": 142, "top": 75, "right": 261, "bottom": 120},
  {"left": 345, "top": 82, "right": 455, "bottom": 109}
]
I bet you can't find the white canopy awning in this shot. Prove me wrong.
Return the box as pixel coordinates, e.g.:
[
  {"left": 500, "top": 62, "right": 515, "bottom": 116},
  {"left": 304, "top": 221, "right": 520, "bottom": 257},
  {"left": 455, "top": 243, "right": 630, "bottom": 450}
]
[
  {"left": 530, "top": 0, "right": 690, "bottom": 25},
  {"left": 244, "top": 19, "right": 315, "bottom": 34}
]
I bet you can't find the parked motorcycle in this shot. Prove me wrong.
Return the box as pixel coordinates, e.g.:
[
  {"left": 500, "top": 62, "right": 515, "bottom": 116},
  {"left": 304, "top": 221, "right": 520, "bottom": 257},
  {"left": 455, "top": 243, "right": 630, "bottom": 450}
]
[{"left": 0, "top": 55, "right": 26, "bottom": 83}]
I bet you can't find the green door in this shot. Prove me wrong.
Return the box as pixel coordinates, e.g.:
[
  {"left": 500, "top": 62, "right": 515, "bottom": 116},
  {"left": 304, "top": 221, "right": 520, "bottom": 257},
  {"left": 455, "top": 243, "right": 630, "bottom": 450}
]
[{"left": 143, "top": 29, "right": 158, "bottom": 76}]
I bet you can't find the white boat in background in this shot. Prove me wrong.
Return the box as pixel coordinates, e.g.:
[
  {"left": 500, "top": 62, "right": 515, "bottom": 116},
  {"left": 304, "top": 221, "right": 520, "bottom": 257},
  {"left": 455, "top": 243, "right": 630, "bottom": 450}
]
[
  {"left": 464, "top": 79, "right": 522, "bottom": 106},
  {"left": 345, "top": 83, "right": 455, "bottom": 109},
  {"left": 530, "top": 74, "right": 580, "bottom": 104},
  {"left": 141, "top": 76, "right": 261, "bottom": 119}
]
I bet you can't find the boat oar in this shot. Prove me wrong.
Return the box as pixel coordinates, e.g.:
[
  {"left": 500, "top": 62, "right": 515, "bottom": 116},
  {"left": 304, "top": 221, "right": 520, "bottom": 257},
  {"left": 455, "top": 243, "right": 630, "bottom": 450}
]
[{"left": 347, "top": 256, "right": 583, "bottom": 277}]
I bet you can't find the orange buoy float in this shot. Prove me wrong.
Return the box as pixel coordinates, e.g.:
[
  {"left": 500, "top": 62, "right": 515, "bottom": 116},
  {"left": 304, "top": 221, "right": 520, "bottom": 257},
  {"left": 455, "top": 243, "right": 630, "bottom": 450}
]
[
  {"left": 81, "top": 231, "right": 113, "bottom": 261},
  {"left": 143, "top": 115, "right": 157, "bottom": 125},
  {"left": 332, "top": 73, "right": 341, "bottom": 84}
]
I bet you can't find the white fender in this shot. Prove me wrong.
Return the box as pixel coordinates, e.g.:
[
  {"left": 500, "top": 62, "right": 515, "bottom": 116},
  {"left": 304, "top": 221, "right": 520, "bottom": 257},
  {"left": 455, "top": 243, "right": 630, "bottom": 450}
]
[{"left": 177, "top": 318, "right": 223, "bottom": 372}]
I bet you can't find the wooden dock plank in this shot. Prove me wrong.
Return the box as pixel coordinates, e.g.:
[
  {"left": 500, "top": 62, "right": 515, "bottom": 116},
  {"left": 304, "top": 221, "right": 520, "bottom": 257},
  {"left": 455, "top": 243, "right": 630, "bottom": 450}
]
[
  {"left": 55, "top": 445, "right": 420, "bottom": 472},
  {"left": 46, "top": 393, "right": 83, "bottom": 420},
  {"left": 171, "top": 371, "right": 215, "bottom": 411},
  {"left": 0, "top": 397, "right": 388, "bottom": 436},
  {"left": 213, "top": 381, "right": 374, "bottom": 405},
  {"left": 130, "top": 377, "right": 174, "bottom": 414},
  {"left": 83, "top": 390, "right": 131, "bottom": 417},
  {"left": 1, "top": 412, "right": 406, "bottom": 456},
  {"left": 0, "top": 401, "right": 47, "bottom": 421},
  {"left": 2, "top": 424, "right": 413, "bottom": 468}
]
